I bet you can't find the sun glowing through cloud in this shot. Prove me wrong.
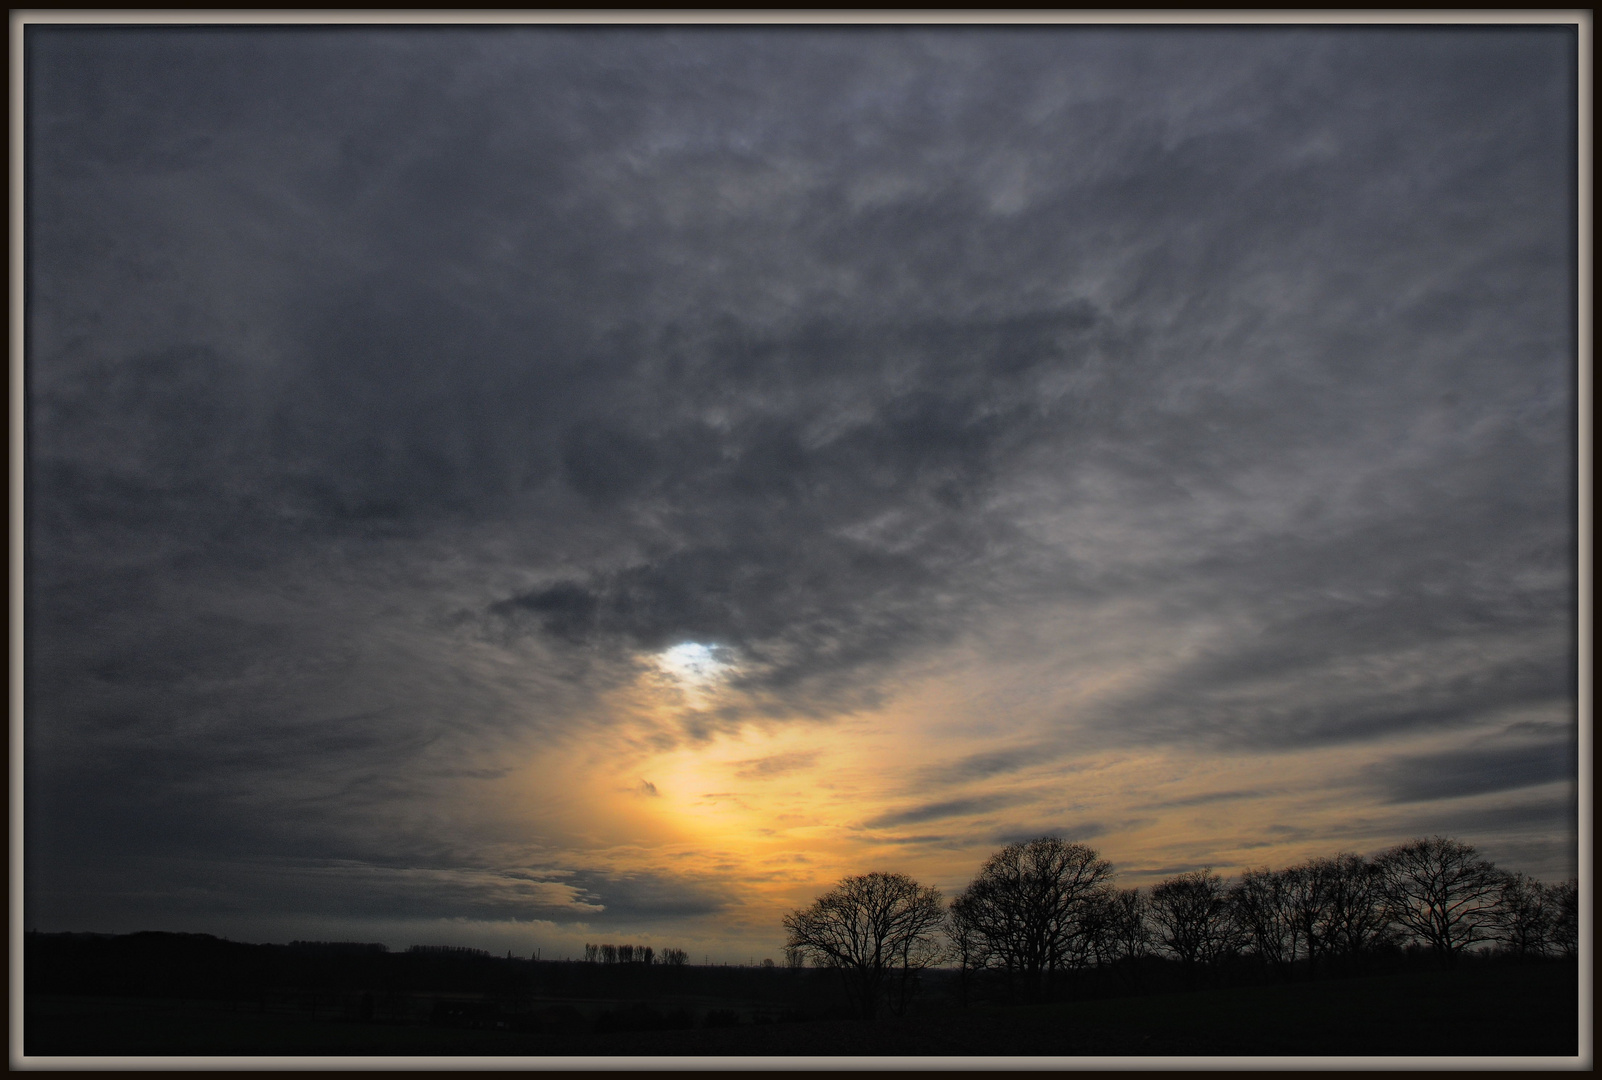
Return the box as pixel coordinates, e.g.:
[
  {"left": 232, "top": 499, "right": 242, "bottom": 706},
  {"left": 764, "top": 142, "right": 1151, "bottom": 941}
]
[{"left": 654, "top": 642, "right": 735, "bottom": 705}]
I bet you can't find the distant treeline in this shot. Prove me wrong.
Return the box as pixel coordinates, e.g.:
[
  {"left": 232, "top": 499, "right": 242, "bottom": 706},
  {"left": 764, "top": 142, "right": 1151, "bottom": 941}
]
[
  {"left": 288, "top": 940, "right": 388, "bottom": 954},
  {"left": 785, "top": 835, "right": 1577, "bottom": 1018},
  {"left": 23, "top": 930, "right": 840, "bottom": 1034},
  {"left": 580, "top": 943, "right": 689, "bottom": 966},
  {"left": 406, "top": 945, "right": 492, "bottom": 959}
]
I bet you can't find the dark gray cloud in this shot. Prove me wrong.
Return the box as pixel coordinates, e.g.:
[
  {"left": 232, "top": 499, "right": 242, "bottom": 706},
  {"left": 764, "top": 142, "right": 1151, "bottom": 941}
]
[
  {"left": 1137, "top": 789, "right": 1275, "bottom": 811},
  {"left": 28, "top": 853, "right": 729, "bottom": 931},
  {"left": 1367, "top": 741, "right": 1576, "bottom": 804},
  {"left": 1378, "top": 792, "right": 1579, "bottom": 861},
  {"left": 876, "top": 834, "right": 961, "bottom": 848},
  {"left": 914, "top": 745, "right": 1065, "bottom": 787},
  {"left": 995, "top": 822, "right": 1110, "bottom": 847},
  {"left": 864, "top": 793, "right": 1032, "bottom": 829},
  {"left": 732, "top": 751, "right": 820, "bottom": 780},
  {"left": 24, "top": 24, "right": 1577, "bottom": 940},
  {"left": 562, "top": 869, "right": 732, "bottom": 924}
]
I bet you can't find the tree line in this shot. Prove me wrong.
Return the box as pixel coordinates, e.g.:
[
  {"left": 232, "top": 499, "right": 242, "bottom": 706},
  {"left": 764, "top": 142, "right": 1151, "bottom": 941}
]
[
  {"left": 581, "top": 943, "right": 690, "bottom": 966},
  {"left": 783, "top": 835, "right": 1577, "bottom": 1019}
]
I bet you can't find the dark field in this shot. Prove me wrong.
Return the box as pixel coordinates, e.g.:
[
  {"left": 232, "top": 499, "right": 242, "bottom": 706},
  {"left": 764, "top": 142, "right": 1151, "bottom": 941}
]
[{"left": 26, "top": 957, "right": 1579, "bottom": 1058}]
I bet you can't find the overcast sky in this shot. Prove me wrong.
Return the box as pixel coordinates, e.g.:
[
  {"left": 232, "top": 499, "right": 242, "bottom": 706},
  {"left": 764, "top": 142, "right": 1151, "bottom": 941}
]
[{"left": 23, "top": 23, "right": 1578, "bottom": 960}]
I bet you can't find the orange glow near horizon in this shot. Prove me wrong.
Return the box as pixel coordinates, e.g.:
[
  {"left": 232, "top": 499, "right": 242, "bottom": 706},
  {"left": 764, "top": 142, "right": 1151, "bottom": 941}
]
[{"left": 473, "top": 635, "right": 1575, "bottom": 961}]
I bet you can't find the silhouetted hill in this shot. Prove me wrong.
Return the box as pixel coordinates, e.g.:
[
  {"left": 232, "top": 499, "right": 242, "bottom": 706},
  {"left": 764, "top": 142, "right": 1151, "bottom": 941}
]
[
  {"left": 23, "top": 931, "right": 1578, "bottom": 1058},
  {"left": 25, "top": 930, "right": 846, "bottom": 1028}
]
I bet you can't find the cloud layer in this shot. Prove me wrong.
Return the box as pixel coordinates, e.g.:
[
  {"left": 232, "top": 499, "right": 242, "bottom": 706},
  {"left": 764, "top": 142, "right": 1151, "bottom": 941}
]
[{"left": 24, "top": 24, "right": 1578, "bottom": 955}]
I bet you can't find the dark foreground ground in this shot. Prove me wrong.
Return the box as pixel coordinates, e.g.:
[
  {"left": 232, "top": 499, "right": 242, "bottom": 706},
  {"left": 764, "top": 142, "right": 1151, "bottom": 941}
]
[{"left": 26, "top": 959, "right": 1579, "bottom": 1059}]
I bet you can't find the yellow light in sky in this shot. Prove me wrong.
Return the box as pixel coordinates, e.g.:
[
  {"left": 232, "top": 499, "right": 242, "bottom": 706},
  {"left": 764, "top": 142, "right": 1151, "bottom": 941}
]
[
  {"left": 653, "top": 642, "right": 735, "bottom": 707},
  {"left": 486, "top": 622, "right": 1576, "bottom": 962}
]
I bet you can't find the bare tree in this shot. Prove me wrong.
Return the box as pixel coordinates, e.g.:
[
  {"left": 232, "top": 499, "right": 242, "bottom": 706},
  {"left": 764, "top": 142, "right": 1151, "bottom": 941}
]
[
  {"left": 1318, "top": 853, "right": 1391, "bottom": 963},
  {"left": 1378, "top": 836, "right": 1503, "bottom": 967},
  {"left": 599, "top": 943, "right": 619, "bottom": 964},
  {"left": 640, "top": 945, "right": 655, "bottom": 965},
  {"left": 1231, "top": 867, "right": 1299, "bottom": 978},
  {"left": 1232, "top": 855, "right": 1386, "bottom": 979},
  {"left": 618, "top": 943, "right": 635, "bottom": 963},
  {"left": 946, "top": 892, "right": 989, "bottom": 1007},
  {"left": 1101, "top": 887, "right": 1152, "bottom": 965},
  {"left": 953, "top": 837, "right": 1114, "bottom": 1000},
  {"left": 659, "top": 947, "right": 689, "bottom": 967},
  {"left": 1547, "top": 879, "right": 1578, "bottom": 958},
  {"left": 1281, "top": 859, "right": 1335, "bottom": 978},
  {"left": 1149, "top": 869, "right": 1238, "bottom": 981},
  {"left": 1079, "top": 888, "right": 1117, "bottom": 969},
  {"left": 1494, "top": 872, "right": 1555, "bottom": 957},
  {"left": 782, "top": 871, "right": 945, "bottom": 1020},
  {"left": 1059, "top": 883, "right": 1114, "bottom": 973},
  {"left": 1077, "top": 884, "right": 1151, "bottom": 996},
  {"left": 583, "top": 942, "right": 599, "bottom": 963}
]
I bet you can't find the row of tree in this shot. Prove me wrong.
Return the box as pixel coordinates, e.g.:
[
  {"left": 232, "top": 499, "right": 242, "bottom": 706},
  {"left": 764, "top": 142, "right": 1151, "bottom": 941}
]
[
  {"left": 783, "top": 835, "right": 1578, "bottom": 1019},
  {"left": 580, "top": 943, "right": 690, "bottom": 966}
]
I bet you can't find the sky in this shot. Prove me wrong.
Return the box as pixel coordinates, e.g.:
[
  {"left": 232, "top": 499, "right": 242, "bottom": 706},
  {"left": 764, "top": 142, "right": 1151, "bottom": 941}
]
[{"left": 22, "top": 23, "right": 1580, "bottom": 963}]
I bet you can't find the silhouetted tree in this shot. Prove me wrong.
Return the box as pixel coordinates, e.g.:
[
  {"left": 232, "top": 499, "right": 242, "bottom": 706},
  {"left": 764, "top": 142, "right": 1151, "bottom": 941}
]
[
  {"left": 1378, "top": 836, "right": 1502, "bottom": 967},
  {"left": 583, "top": 943, "right": 599, "bottom": 963},
  {"left": 600, "top": 943, "right": 619, "bottom": 964},
  {"left": 782, "top": 871, "right": 945, "bottom": 1020},
  {"left": 1318, "top": 852, "right": 1391, "bottom": 963},
  {"left": 618, "top": 943, "right": 635, "bottom": 963},
  {"left": 640, "top": 945, "right": 655, "bottom": 965},
  {"left": 1494, "top": 871, "right": 1555, "bottom": 957},
  {"left": 1547, "top": 879, "right": 1578, "bottom": 958},
  {"left": 1231, "top": 853, "right": 1389, "bottom": 979},
  {"left": 946, "top": 891, "right": 989, "bottom": 1007},
  {"left": 1150, "top": 869, "right": 1238, "bottom": 982},
  {"left": 1231, "top": 867, "right": 1299, "bottom": 979},
  {"left": 1101, "top": 886, "right": 1152, "bottom": 965},
  {"left": 953, "top": 837, "right": 1114, "bottom": 1000},
  {"left": 1281, "top": 859, "right": 1335, "bottom": 978},
  {"left": 660, "top": 947, "right": 689, "bottom": 967}
]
